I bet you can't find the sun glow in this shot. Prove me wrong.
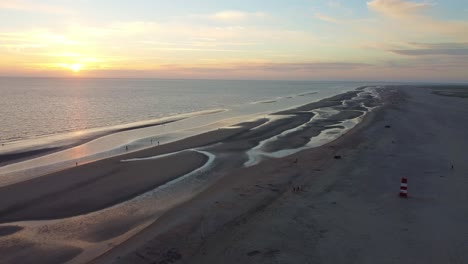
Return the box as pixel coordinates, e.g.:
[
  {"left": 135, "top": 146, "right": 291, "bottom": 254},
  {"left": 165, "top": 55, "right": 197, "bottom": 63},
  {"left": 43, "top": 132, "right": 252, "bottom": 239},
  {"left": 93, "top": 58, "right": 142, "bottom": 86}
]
[{"left": 69, "top": 64, "right": 81, "bottom": 72}]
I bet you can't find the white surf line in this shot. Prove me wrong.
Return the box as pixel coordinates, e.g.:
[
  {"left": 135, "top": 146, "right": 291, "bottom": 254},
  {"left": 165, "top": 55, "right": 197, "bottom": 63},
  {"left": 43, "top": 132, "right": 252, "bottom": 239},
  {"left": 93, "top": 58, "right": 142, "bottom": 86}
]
[
  {"left": 130, "top": 149, "right": 216, "bottom": 201},
  {"left": 0, "top": 108, "right": 250, "bottom": 188},
  {"left": 248, "top": 114, "right": 292, "bottom": 131},
  {"left": 120, "top": 149, "right": 188, "bottom": 162},
  {"left": 297, "top": 91, "right": 318, "bottom": 97},
  {"left": 0, "top": 109, "right": 228, "bottom": 155},
  {"left": 120, "top": 147, "right": 217, "bottom": 189},
  {"left": 251, "top": 99, "right": 278, "bottom": 104},
  {"left": 5, "top": 149, "right": 217, "bottom": 225},
  {"left": 280, "top": 108, "right": 340, "bottom": 137},
  {"left": 120, "top": 149, "right": 217, "bottom": 200},
  {"left": 119, "top": 113, "right": 287, "bottom": 165}
]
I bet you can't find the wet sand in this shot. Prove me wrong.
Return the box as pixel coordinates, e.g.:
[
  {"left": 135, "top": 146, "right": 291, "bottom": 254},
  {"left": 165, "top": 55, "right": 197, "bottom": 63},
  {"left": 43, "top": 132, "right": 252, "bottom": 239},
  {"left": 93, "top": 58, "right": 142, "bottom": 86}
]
[
  {"left": 91, "top": 85, "right": 468, "bottom": 264},
  {"left": 0, "top": 116, "right": 191, "bottom": 167},
  {"left": 0, "top": 87, "right": 372, "bottom": 224},
  {"left": 0, "top": 147, "right": 62, "bottom": 167},
  {"left": 0, "top": 120, "right": 267, "bottom": 223},
  {"left": 6, "top": 85, "right": 465, "bottom": 263},
  {"left": 0, "top": 242, "right": 82, "bottom": 264}
]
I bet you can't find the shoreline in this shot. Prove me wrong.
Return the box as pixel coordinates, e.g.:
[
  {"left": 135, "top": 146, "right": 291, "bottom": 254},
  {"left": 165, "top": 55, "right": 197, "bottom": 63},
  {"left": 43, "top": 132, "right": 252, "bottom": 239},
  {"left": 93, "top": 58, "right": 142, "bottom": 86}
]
[
  {"left": 94, "top": 85, "right": 468, "bottom": 264},
  {"left": 0, "top": 109, "right": 226, "bottom": 167},
  {"left": 0, "top": 86, "right": 386, "bottom": 263},
  {"left": 1, "top": 81, "right": 371, "bottom": 168},
  {"left": 0, "top": 86, "right": 373, "bottom": 187},
  {"left": 0, "top": 87, "right": 378, "bottom": 220},
  {"left": 88, "top": 87, "right": 389, "bottom": 263}
]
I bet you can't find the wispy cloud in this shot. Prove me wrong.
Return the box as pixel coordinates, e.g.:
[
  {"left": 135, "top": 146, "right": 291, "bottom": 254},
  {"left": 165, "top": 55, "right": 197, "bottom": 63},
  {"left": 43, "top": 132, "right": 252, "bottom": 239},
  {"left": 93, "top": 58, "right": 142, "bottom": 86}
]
[
  {"left": 191, "top": 10, "right": 268, "bottom": 23},
  {"left": 409, "top": 42, "right": 468, "bottom": 49},
  {"left": 245, "top": 62, "right": 371, "bottom": 71},
  {"left": 213, "top": 10, "right": 267, "bottom": 21},
  {"left": 367, "top": 0, "right": 432, "bottom": 17},
  {"left": 82, "top": 61, "right": 374, "bottom": 80},
  {"left": 314, "top": 13, "right": 341, "bottom": 24},
  {"left": 363, "top": 0, "right": 468, "bottom": 40},
  {"left": 390, "top": 42, "right": 468, "bottom": 56},
  {"left": 1, "top": 1, "right": 467, "bottom": 81},
  {"left": 80, "top": 59, "right": 468, "bottom": 82},
  {"left": 0, "top": 18, "right": 320, "bottom": 74},
  {"left": 391, "top": 48, "right": 468, "bottom": 56},
  {"left": 0, "top": 0, "right": 71, "bottom": 14}
]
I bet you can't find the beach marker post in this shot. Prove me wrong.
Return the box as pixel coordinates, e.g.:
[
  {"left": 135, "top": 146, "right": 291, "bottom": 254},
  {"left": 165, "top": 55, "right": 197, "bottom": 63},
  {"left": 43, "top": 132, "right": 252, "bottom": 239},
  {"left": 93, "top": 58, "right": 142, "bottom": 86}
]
[{"left": 399, "top": 177, "right": 408, "bottom": 198}]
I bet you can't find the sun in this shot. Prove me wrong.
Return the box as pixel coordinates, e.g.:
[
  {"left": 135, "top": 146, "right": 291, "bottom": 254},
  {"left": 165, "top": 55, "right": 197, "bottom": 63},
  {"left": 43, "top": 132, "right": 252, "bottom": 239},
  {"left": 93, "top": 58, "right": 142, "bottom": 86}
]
[{"left": 69, "top": 64, "right": 81, "bottom": 72}]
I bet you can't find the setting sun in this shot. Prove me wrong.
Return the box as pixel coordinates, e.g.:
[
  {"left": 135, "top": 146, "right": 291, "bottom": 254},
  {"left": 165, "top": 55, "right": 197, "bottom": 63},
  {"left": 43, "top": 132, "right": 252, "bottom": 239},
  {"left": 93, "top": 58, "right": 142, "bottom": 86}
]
[{"left": 69, "top": 64, "right": 81, "bottom": 73}]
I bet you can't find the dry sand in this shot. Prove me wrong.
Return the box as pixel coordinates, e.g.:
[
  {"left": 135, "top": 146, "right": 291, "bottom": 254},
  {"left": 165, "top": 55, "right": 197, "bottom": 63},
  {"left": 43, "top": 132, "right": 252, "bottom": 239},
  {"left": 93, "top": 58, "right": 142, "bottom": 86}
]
[{"left": 1, "top": 85, "right": 467, "bottom": 264}]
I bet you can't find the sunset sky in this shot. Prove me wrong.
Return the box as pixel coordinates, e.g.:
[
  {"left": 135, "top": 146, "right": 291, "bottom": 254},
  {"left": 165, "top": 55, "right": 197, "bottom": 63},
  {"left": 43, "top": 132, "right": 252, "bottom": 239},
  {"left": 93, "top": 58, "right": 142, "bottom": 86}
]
[{"left": 1, "top": 0, "right": 467, "bottom": 81}]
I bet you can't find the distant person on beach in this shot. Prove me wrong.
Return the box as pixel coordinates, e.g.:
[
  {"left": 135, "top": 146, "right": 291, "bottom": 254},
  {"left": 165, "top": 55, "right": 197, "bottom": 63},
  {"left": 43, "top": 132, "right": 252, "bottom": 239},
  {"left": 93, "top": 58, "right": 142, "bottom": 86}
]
[
  {"left": 125, "top": 145, "right": 128, "bottom": 151},
  {"left": 158, "top": 141, "right": 160, "bottom": 146}
]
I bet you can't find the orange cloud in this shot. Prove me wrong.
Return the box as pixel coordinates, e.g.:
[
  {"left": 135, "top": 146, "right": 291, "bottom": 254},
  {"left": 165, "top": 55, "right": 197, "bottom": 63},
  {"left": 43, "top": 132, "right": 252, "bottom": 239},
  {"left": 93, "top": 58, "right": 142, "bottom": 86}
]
[
  {"left": 367, "top": 0, "right": 431, "bottom": 18},
  {"left": 361, "top": 0, "right": 468, "bottom": 41}
]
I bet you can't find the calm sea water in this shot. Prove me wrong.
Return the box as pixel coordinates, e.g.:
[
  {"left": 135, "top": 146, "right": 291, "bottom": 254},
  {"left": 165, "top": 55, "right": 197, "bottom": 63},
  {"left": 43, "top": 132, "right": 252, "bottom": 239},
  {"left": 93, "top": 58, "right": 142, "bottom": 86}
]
[
  {"left": 0, "top": 78, "right": 370, "bottom": 145},
  {"left": 0, "top": 77, "right": 380, "bottom": 179}
]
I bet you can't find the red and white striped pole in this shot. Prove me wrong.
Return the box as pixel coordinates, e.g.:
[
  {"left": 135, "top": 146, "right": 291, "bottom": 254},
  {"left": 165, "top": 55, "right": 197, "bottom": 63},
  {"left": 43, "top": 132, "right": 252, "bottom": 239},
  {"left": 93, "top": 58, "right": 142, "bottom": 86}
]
[{"left": 399, "top": 177, "right": 408, "bottom": 198}]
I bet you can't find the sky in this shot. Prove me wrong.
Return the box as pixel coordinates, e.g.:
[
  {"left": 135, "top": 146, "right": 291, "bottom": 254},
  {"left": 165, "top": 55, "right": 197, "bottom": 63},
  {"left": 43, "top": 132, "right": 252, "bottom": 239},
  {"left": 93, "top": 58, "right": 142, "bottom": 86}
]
[{"left": 1, "top": 0, "right": 467, "bottom": 82}]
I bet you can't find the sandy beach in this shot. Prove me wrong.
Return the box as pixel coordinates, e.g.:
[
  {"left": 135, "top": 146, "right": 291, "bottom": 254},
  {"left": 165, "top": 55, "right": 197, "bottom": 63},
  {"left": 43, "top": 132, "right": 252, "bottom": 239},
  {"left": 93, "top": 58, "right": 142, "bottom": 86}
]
[{"left": 1, "top": 85, "right": 467, "bottom": 264}]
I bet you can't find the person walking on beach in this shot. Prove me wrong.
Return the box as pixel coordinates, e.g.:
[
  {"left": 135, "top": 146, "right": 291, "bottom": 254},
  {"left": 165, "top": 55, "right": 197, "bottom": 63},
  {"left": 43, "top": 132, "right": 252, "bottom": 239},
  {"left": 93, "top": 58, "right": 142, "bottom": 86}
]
[{"left": 125, "top": 145, "right": 128, "bottom": 151}]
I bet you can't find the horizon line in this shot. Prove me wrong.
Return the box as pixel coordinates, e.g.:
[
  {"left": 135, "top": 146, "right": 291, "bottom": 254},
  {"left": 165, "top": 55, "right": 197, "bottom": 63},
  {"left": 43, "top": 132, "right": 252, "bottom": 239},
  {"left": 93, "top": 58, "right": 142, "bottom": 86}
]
[{"left": 0, "top": 75, "right": 467, "bottom": 85}]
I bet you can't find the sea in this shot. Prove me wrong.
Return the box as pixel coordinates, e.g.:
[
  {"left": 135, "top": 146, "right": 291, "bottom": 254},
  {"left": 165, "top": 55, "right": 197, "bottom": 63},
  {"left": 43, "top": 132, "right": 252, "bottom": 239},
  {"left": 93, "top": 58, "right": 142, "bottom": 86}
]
[{"left": 0, "top": 77, "right": 375, "bottom": 182}]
